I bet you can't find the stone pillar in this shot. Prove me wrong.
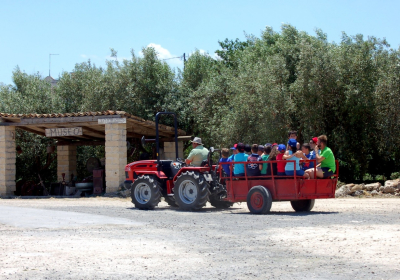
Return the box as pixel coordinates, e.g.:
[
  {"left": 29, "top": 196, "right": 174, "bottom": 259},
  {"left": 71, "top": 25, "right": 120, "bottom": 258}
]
[
  {"left": 105, "top": 123, "right": 127, "bottom": 193},
  {"left": 162, "top": 141, "right": 184, "bottom": 160},
  {"left": 57, "top": 145, "right": 77, "bottom": 182},
  {"left": 0, "top": 126, "right": 16, "bottom": 196}
]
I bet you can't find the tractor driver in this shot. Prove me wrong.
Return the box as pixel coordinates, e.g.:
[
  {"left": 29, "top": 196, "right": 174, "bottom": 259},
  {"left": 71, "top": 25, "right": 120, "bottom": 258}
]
[{"left": 185, "top": 137, "right": 209, "bottom": 167}]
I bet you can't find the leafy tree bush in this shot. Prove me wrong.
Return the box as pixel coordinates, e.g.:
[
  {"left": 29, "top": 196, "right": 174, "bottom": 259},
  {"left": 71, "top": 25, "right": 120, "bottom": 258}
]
[{"left": 1, "top": 25, "right": 400, "bottom": 184}]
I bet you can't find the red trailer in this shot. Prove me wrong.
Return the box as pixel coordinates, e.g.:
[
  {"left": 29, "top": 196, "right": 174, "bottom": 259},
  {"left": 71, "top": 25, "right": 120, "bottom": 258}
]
[{"left": 218, "top": 160, "right": 339, "bottom": 214}]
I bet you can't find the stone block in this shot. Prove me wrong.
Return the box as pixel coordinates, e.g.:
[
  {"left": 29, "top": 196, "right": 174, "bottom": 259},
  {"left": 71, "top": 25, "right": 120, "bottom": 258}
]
[{"left": 57, "top": 145, "right": 77, "bottom": 182}]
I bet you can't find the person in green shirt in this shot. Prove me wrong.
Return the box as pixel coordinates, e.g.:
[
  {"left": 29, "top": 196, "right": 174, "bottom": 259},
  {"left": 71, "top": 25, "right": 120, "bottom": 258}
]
[
  {"left": 185, "top": 137, "right": 209, "bottom": 167},
  {"left": 259, "top": 145, "right": 271, "bottom": 175},
  {"left": 304, "top": 135, "right": 336, "bottom": 179}
]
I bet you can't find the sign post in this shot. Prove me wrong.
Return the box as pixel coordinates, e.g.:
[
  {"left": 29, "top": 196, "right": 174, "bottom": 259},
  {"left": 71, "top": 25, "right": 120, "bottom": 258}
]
[{"left": 98, "top": 118, "right": 126, "bottom": 124}]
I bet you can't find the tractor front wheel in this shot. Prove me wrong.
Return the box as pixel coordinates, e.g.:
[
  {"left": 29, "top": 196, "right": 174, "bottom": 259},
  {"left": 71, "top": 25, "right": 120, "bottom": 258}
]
[
  {"left": 131, "top": 175, "right": 161, "bottom": 210},
  {"left": 290, "top": 199, "right": 315, "bottom": 212},
  {"left": 173, "top": 171, "right": 210, "bottom": 211},
  {"left": 247, "top": 185, "right": 272, "bottom": 214}
]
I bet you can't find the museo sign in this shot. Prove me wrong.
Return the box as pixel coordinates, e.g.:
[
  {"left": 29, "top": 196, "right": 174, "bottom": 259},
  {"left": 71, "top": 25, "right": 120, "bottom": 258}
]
[{"left": 45, "top": 127, "right": 83, "bottom": 137}]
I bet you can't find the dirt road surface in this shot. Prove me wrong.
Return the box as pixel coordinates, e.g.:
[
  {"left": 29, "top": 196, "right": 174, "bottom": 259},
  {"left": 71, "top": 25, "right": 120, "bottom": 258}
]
[{"left": 0, "top": 198, "right": 399, "bottom": 279}]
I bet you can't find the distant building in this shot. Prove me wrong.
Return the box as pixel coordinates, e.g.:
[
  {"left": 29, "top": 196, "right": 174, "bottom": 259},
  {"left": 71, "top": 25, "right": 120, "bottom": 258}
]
[{"left": 44, "top": 76, "right": 58, "bottom": 87}]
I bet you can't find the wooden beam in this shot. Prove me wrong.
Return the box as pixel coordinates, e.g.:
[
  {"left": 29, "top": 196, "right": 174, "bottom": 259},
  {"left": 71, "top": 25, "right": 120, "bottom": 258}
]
[
  {"left": 17, "top": 126, "right": 46, "bottom": 136},
  {"left": 126, "top": 132, "right": 145, "bottom": 138},
  {"left": 0, "top": 115, "right": 123, "bottom": 126},
  {"left": 82, "top": 126, "right": 105, "bottom": 138},
  {"left": 57, "top": 140, "right": 105, "bottom": 146}
]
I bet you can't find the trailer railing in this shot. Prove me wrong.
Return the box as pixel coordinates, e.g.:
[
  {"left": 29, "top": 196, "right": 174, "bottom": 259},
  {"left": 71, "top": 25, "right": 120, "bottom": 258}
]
[{"left": 218, "top": 159, "right": 339, "bottom": 199}]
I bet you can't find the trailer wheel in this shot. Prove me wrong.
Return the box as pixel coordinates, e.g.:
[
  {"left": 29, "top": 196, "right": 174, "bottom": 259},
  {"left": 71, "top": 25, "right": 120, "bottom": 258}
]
[
  {"left": 164, "top": 196, "right": 178, "bottom": 207},
  {"left": 173, "top": 171, "right": 210, "bottom": 211},
  {"left": 247, "top": 186, "right": 272, "bottom": 214},
  {"left": 131, "top": 175, "right": 161, "bottom": 210},
  {"left": 209, "top": 195, "right": 234, "bottom": 209},
  {"left": 290, "top": 199, "right": 315, "bottom": 212}
]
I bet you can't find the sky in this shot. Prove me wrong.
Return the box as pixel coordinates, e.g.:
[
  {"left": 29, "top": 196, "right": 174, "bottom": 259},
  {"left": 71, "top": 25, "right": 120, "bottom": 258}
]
[{"left": 1, "top": 0, "right": 399, "bottom": 85}]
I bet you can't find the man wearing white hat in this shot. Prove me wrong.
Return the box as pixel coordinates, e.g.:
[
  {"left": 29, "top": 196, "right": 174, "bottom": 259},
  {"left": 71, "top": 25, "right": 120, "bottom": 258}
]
[{"left": 185, "top": 137, "right": 209, "bottom": 166}]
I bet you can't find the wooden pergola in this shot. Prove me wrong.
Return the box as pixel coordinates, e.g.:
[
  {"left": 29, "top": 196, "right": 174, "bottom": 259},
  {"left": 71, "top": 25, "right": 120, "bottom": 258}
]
[
  {"left": 0, "top": 111, "right": 185, "bottom": 144},
  {"left": 0, "top": 111, "right": 186, "bottom": 196}
]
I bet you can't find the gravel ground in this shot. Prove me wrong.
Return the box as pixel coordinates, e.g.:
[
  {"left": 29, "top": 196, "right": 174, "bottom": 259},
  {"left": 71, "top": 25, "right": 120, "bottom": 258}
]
[{"left": 0, "top": 197, "right": 399, "bottom": 280}]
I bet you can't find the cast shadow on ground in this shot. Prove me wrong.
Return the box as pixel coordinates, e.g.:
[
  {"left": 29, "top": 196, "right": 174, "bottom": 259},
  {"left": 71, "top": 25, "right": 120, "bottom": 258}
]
[
  {"left": 126, "top": 206, "right": 337, "bottom": 215},
  {"left": 126, "top": 206, "right": 243, "bottom": 212},
  {"left": 230, "top": 211, "right": 339, "bottom": 216}
]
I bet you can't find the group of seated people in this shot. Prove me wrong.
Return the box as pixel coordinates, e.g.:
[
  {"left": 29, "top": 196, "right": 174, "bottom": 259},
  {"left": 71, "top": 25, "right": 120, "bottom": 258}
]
[{"left": 219, "top": 131, "right": 336, "bottom": 179}]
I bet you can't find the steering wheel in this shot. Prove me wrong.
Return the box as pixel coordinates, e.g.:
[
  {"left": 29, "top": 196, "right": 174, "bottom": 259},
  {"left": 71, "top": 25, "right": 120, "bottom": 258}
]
[{"left": 176, "top": 158, "right": 187, "bottom": 166}]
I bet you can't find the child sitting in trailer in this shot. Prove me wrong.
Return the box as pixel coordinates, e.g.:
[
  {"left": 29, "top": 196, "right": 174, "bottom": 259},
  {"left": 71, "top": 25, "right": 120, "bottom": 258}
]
[
  {"left": 219, "top": 148, "right": 232, "bottom": 177},
  {"left": 266, "top": 145, "right": 279, "bottom": 176},
  {"left": 246, "top": 144, "right": 262, "bottom": 176},
  {"left": 276, "top": 144, "right": 287, "bottom": 176},
  {"left": 233, "top": 143, "right": 248, "bottom": 176},
  {"left": 283, "top": 139, "right": 305, "bottom": 177}
]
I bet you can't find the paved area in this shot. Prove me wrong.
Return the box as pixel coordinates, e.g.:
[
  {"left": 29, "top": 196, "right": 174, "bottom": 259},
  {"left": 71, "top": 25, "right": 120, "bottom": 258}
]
[{"left": 0, "top": 197, "right": 399, "bottom": 279}]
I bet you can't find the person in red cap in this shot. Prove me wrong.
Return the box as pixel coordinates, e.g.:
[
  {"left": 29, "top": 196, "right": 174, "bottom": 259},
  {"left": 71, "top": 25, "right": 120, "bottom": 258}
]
[
  {"left": 229, "top": 143, "right": 238, "bottom": 161},
  {"left": 309, "top": 137, "right": 320, "bottom": 158}
]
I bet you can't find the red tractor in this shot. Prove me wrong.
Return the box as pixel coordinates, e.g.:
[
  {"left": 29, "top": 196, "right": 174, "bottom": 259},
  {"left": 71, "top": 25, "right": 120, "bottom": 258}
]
[
  {"left": 125, "top": 112, "right": 232, "bottom": 211},
  {"left": 125, "top": 112, "right": 338, "bottom": 213}
]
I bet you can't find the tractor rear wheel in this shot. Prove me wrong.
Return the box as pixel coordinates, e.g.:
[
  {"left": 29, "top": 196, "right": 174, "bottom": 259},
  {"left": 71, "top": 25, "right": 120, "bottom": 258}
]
[
  {"left": 290, "top": 199, "right": 315, "bottom": 212},
  {"left": 209, "top": 195, "right": 233, "bottom": 209},
  {"left": 247, "top": 185, "right": 272, "bottom": 214},
  {"left": 173, "top": 171, "right": 210, "bottom": 211},
  {"left": 131, "top": 175, "right": 161, "bottom": 210},
  {"left": 164, "top": 196, "right": 178, "bottom": 207}
]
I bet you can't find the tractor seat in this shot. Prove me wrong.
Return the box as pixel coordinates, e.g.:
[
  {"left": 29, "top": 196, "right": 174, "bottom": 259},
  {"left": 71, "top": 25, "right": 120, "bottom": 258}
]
[{"left": 159, "top": 160, "right": 173, "bottom": 178}]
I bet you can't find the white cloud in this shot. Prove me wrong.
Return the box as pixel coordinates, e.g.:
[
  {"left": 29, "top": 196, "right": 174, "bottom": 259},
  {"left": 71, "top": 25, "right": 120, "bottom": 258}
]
[
  {"left": 190, "top": 49, "right": 221, "bottom": 60},
  {"left": 142, "top": 43, "right": 183, "bottom": 68}
]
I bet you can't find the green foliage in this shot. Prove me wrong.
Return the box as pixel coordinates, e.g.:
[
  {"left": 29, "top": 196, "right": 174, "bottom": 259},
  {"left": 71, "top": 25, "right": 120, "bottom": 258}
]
[
  {"left": 1, "top": 24, "right": 400, "bottom": 183},
  {"left": 390, "top": 172, "right": 400, "bottom": 180}
]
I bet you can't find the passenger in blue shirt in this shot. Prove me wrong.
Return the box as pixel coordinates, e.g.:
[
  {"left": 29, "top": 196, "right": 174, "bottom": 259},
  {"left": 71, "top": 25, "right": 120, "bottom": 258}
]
[
  {"left": 301, "top": 143, "right": 315, "bottom": 170},
  {"left": 219, "top": 148, "right": 232, "bottom": 176},
  {"left": 233, "top": 143, "right": 248, "bottom": 176},
  {"left": 229, "top": 143, "right": 237, "bottom": 162}
]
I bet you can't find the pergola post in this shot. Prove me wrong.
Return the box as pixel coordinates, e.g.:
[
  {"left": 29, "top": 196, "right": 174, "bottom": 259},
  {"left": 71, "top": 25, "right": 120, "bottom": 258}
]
[
  {"left": 57, "top": 145, "right": 77, "bottom": 182},
  {"left": 105, "top": 123, "right": 127, "bottom": 193},
  {"left": 0, "top": 126, "right": 16, "bottom": 196}
]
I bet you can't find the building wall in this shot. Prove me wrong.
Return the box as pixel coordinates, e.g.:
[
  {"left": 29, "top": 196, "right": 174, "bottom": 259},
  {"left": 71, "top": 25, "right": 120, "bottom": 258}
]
[
  {"left": 57, "top": 145, "right": 77, "bottom": 182},
  {"left": 162, "top": 141, "right": 184, "bottom": 161},
  {"left": 105, "top": 123, "right": 127, "bottom": 192},
  {"left": 0, "top": 126, "right": 16, "bottom": 196}
]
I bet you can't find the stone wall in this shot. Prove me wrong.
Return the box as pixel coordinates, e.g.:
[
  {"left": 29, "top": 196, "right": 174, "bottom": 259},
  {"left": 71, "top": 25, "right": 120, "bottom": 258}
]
[
  {"left": 0, "top": 126, "right": 16, "bottom": 195},
  {"left": 57, "top": 145, "right": 77, "bottom": 182},
  {"left": 162, "top": 141, "right": 184, "bottom": 160},
  {"left": 105, "top": 123, "right": 127, "bottom": 192}
]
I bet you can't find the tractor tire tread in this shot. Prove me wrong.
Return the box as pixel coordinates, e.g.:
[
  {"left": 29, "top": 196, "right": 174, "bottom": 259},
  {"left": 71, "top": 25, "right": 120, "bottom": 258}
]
[
  {"left": 131, "top": 175, "right": 161, "bottom": 210},
  {"left": 173, "top": 171, "right": 210, "bottom": 211}
]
